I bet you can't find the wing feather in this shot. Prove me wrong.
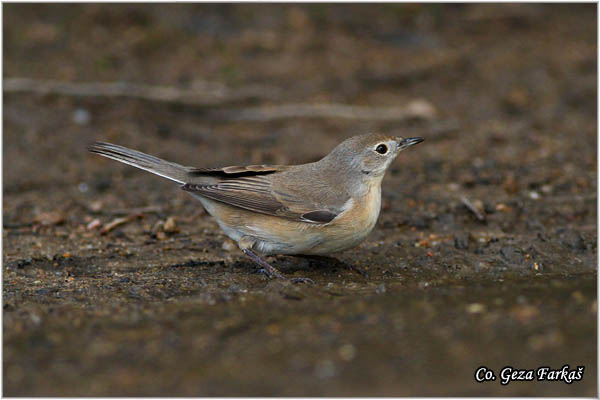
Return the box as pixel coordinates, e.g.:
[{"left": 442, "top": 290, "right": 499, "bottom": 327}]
[{"left": 181, "top": 174, "right": 340, "bottom": 224}]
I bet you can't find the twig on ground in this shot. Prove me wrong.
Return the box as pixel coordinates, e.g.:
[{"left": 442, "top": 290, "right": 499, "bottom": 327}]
[
  {"left": 461, "top": 196, "right": 486, "bottom": 221},
  {"left": 4, "top": 77, "right": 281, "bottom": 106},
  {"left": 210, "top": 100, "right": 436, "bottom": 122},
  {"left": 100, "top": 206, "right": 163, "bottom": 217},
  {"left": 100, "top": 214, "right": 143, "bottom": 235},
  {"left": 5, "top": 77, "right": 436, "bottom": 121}
]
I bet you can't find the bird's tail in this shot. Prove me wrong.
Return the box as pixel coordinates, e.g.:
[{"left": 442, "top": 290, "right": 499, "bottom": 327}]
[{"left": 87, "top": 142, "right": 191, "bottom": 184}]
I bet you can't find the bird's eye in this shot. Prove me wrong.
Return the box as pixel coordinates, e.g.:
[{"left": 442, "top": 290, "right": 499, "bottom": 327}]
[{"left": 375, "top": 144, "right": 388, "bottom": 155}]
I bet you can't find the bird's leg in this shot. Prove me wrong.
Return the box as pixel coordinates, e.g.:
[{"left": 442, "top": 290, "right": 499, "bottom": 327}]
[
  {"left": 242, "top": 248, "right": 286, "bottom": 280},
  {"left": 238, "top": 237, "right": 313, "bottom": 283},
  {"left": 238, "top": 236, "right": 286, "bottom": 279}
]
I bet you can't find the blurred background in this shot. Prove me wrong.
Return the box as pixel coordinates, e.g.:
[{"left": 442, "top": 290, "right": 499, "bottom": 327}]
[{"left": 3, "top": 4, "right": 597, "bottom": 396}]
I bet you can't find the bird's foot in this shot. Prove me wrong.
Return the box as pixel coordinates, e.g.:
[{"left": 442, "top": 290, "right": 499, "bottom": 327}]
[
  {"left": 244, "top": 250, "right": 314, "bottom": 284},
  {"left": 244, "top": 249, "right": 286, "bottom": 280}
]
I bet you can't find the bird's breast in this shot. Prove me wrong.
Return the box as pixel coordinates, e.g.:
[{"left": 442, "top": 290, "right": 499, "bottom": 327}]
[{"left": 315, "top": 179, "right": 382, "bottom": 252}]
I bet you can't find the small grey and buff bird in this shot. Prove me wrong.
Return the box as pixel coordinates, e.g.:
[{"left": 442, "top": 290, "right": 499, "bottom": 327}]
[{"left": 88, "top": 133, "right": 424, "bottom": 280}]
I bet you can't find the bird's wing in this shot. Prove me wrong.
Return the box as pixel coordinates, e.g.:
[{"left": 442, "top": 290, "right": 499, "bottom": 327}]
[
  {"left": 188, "top": 164, "right": 285, "bottom": 176},
  {"left": 181, "top": 172, "right": 341, "bottom": 224}
]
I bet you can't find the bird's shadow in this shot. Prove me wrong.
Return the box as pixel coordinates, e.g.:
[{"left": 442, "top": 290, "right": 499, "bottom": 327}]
[{"left": 273, "top": 254, "right": 369, "bottom": 278}]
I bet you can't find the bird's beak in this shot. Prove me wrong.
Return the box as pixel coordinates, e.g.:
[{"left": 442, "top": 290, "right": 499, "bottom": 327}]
[{"left": 397, "top": 137, "right": 424, "bottom": 149}]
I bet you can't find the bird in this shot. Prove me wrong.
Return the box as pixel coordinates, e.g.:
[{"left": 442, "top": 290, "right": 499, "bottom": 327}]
[{"left": 88, "top": 133, "right": 424, "bottom": 281}]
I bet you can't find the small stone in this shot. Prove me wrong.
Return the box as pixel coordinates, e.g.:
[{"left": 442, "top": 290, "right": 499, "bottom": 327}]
[
  {"left": 466, "top": 303, "right": 486, "bottom": 314},
  {"left": 152, "top": 220, "right": 164, "bottom": 232},
  {"left": 228, "top": 284, "right": 247, "bottom": 294},
  {"left": 338, "top": 344, "right": 356, "bottom": 361},
  {"left": 529, "top": 191, "right": 540, "bottom": 200},
  {"left": 30, "top": 314, "right": 42, "bottom": 325},
  {"left": 541, "top": 184, "right": 553, "bottom": 194},
  {"left": 34, "top": 211, "right": 65, "bottom": 226},
  {"left": 55, "top": 230, "right": 69, "bottom": 238},
  {"left": 447, "top": 182, "right": 460, "bottom": 191},
  {"left": 221, "top": 239, "right": 237, "bottom": 252},
  {"left": 495, "top": 203, "right": 509, "bottom": 212},
  {"left": 405, "top": 99, "right": 437, "bottom": 120},
  {"left": 472, "top": 157, "right": 484, "bottom": 168},
  {"left": 72, "top": 108, "right": 90, "bottom": 125},
  {"left": 87, "top": 219, "right": 102, "bottom": 230},
  {"left": 571, "top": 291, "right": 585, "bottom": 303},
  {"left": 156, "top": 231, "right": 167, "bottom": 240},
  {"left": 375, "top": 284, "right": 386, "bottom": 294},
  {"left": 89, "top": 200, "right": 103, "bottom": 212},
  {"left": 163, "top": 217, "right": 178, "bottom": 233}
]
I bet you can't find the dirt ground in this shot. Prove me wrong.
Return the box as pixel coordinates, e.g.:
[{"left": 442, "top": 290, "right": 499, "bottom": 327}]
[{"left": 3, "top": 4, "right": 597, "bottom": 396}]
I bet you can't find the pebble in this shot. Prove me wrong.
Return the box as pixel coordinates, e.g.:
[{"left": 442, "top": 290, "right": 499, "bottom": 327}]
[
  {"left": 222, "top": 239, "right": 237, "bottom": 252},
  {"left": 72, "top": 108, "right": 90, "bottom": 125},
  {"left": 338, "top": 344, "right": 356, "bottom": 361},
  {"left": 227, "top": 284, "right": 247, "bottom": 294},
  {"left": 466, "top": 303, "right": 486, "bottom": 314},
  {"left": 541, "top": 184, "right": 553, "bottom": 194},
  {"left": 34, "top": 211, "right": 65, "bottom": 226},
  {"left": 495, "top": 203, "right": 509, "bottom": 212},
  {"left": 89, "top": 201, "right": 103, "bottom": 212},
  {"left": 87, "top": 219, "right": 102, "bottom": 230},
  {"left": 30, "top": 314, "right": 42, "bottom": 325},
  {"left": 571, "top": 291, "right": 585, "bottom": 303},
  {"left": 155, "top": 231, "right": 167, "bottom": 240},
  {"left": 163, "top": 217, "right": 178, "bottom": 233}
]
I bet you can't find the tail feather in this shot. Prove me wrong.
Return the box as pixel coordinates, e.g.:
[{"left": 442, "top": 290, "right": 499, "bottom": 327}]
[{"left": 87, "top": 142, "right": 191, "bottom": 184}]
